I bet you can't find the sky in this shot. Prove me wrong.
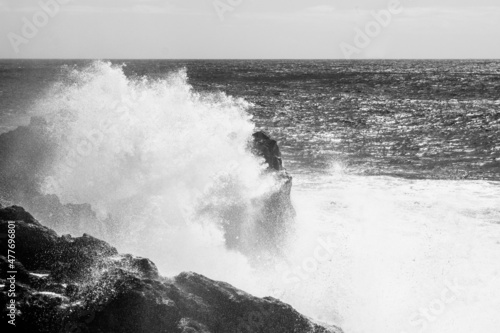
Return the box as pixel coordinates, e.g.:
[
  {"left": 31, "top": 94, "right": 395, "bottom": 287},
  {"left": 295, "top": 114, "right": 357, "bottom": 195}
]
[{"left": 0, "top": 0, "right": 499, "bottom": 59}]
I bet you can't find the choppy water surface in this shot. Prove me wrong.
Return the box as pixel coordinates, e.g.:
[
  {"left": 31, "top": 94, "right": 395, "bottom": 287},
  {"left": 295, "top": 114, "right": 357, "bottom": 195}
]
[{"left": 181, "top": 60, "right": 500, "bottom": 180}]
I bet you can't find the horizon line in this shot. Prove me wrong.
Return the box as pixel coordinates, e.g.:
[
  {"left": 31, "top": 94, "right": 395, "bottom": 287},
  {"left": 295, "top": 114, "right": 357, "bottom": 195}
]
[{"left": 1, "top": 58, "right": 499, "bottom": 61}]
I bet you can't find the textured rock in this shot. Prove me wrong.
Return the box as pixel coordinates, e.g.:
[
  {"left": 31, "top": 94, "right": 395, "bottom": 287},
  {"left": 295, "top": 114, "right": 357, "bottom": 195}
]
[
  {"left": 251, "top": 131, "right": 295, "bottom": 252},
  {"left": 252, "top": 131, "right": 284, "bottom": 171},
  {"left": 0, "top": 206, "right": 342, "bottom": 333}
]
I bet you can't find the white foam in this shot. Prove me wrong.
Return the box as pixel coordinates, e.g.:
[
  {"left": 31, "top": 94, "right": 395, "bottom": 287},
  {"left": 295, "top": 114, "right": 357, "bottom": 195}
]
[
  {"left": 264, "top": 171, "right": 500, "bottom": 333},
  {"left": 34, "top": 61, "right": 276, "bottom": 284},
  {"left": 30, "top": 272, "right": 49, "bottom": 278},
  {"left": 35, "top": 291, "right": 69, "bottom": 301}
]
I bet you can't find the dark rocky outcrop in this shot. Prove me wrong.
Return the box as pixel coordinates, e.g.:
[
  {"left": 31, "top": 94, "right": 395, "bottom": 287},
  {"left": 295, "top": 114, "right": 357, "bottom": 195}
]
[
  {"left": 250, "top": 131, "right": 295, "bottom": 251},
  {"left": 252, "top": 131, "right": 284, "bottom": 171},
  {"left": 197, "top": 131, "right": 296, "bottom": 255},
  {"left": 0, "top": 206, "right": 342, "bottom": 333}
]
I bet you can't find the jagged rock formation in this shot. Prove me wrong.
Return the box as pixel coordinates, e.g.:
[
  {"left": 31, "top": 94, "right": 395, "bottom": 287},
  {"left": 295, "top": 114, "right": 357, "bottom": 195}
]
[
  {"left": 252, "top": 131, "right": 284, "bottom": 171},
  {"left": 198, "top": 131, "right": 296, "bottom": 254},
  {"left": 249, "top": 131, "right": 295, "bottom": 250},
  {"left": 0, "top": 206, "right": 342, "bottom": 333}
]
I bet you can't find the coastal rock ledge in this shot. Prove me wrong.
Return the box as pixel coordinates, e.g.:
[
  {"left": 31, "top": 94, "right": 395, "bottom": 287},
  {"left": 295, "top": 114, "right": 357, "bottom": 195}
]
[{"left": 0, "top": 205, "right": 342, "bottom": 333}]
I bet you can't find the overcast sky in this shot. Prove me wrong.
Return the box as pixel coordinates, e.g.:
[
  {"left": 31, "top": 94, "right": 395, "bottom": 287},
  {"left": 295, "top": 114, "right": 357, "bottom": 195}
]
[{"left": 1, "top": 0, "right": 499, "bottom": 59}]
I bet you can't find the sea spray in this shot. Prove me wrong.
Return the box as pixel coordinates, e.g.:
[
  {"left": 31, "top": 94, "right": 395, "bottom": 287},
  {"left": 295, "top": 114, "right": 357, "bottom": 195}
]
[
  {"left": 32, "top": 61, "right": 284, "bottom": 284},
  {"left": 268, "top": 166, "right": 500, "bottom": 333}
]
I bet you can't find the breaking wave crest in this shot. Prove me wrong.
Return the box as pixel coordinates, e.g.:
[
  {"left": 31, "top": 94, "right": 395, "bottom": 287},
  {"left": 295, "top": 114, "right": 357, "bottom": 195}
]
[{"left": 33, "top": 61, "right": 284, "bottom": 282}]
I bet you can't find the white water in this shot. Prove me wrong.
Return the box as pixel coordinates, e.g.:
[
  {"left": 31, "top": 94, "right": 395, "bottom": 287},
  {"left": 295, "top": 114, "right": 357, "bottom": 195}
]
[
  {"left": 31, "top": 61, "right": 500, "bottom": 333},
  {"left": 270, "top": 169, "right": 500, "bottom": 333}
]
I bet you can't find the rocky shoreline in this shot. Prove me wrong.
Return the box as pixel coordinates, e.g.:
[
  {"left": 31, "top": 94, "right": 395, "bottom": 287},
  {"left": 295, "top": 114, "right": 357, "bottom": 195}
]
[{"left": 0, "top": 205, "right": 342, "bottom": 333}]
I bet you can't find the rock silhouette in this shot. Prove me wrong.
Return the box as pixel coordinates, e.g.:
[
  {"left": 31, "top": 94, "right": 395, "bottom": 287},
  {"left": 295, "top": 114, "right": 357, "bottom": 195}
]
[{"left": 0, "top": 206, "right": 342, "bottom": 333}]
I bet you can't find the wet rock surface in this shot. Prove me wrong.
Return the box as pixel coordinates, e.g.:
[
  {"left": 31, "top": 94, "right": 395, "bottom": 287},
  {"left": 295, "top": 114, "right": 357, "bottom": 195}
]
[
  {"left": 0, "top": 206, "right": 342, "bottom": 333},
  {"left": 252, "top": 131, "right": 284, "bottom": 171}
]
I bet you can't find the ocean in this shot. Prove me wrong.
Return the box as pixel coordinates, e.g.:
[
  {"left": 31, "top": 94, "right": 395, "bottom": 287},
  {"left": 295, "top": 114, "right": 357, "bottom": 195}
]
[{"left": 0, "top": 59, "right": 499, "bottom": 333}]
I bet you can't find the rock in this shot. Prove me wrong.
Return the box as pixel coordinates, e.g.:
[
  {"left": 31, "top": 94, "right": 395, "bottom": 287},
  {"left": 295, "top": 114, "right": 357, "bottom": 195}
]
[
  {"left": 0, "top": 206, "right": 342, "bottom": 333},
  {"left": 0, "top": 206, "right": 116, "bottom": 280},
  {"left": 0, "top": 255, "right": 30, "bottom": 283},
  {"left": 171, "top": 272, "right": 338, "bottom": 333},
  {"left": 0, "top": 205, "right": 40, "bottom": 226},
  {"left": 252, "top": 131, "right": 284, "bottom": 171},
  {"left": 117, "top": 254, "right": 160, "bottom": 280},
  {"left": 26, "top": 193, "right": 112, "bottom": 240},
  {"left": 249, "top": 132, "right": 295, "bottom": 252}
]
